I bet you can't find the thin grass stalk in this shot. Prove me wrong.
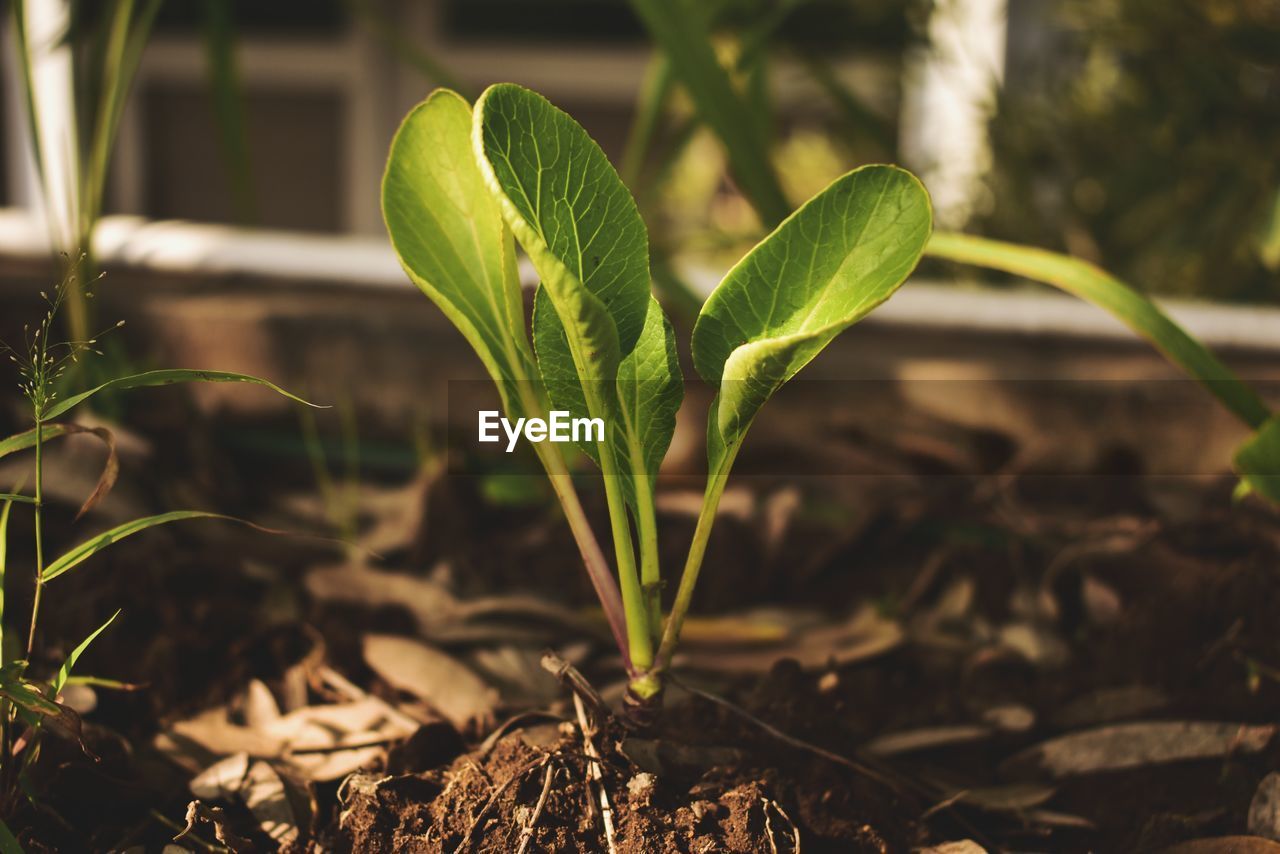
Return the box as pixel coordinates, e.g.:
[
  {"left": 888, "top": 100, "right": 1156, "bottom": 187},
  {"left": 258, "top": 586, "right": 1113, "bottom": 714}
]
[{"left": 25, "top": 414, "right": 46, "bottom": 658}]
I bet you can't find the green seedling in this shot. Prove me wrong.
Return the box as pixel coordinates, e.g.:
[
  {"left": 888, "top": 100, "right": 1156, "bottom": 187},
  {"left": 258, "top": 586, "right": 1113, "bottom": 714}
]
[
  {"left": 383, "top": 84, "right": 932, "bottom": 707},
  {"left": 0, "top": 276, "right": 316, "bottom": 814}
]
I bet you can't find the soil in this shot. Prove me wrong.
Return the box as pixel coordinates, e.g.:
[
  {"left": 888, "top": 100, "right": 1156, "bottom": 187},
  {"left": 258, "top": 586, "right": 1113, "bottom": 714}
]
[{"left": 2, "top": 390, "right": 1280, "bottom": 853}]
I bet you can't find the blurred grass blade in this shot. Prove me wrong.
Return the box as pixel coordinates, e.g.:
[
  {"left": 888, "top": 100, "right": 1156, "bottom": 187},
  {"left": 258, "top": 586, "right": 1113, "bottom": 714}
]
[
  {"left": 0, "top": 496, "right": 35, "bottom": 505},
  {"left": 43, "top": 511, "right": 237, "bottom": 582},
  {"left": 629, "top": 0, "right": 791, "bottom": 226},
  {"left": 9, "top": 0, "right": 47, "bottom": 191},
  {"left": 0, "top": 817, "right": 22, "bottom": 854},
  {"left": 621, "top": 56, "right": 673, "bottom": 187},
  {"left": 1235, "top": 417, "right": 1280, "bottom": 503},
  {"left": 925, "top": 232, "right": 1272, "bottom": 430},
  {"left": 201, "top": 0, "right": 257, "bottom": 224},
  {"left": 1258, "top": 186, "right": 1280, "bottom": 271},
  {"left": 54, "top": 609, "right": 120, "bottom": 694},
  {"left": 344, "top": 0, "right": 469, "bottom": 95},
  {"left": 43, "top": 368, "right": 322, "bottom": 421},
  {"left": 800, "top": 54, "right": 895, "bottom": 153},
  {"left": 65, "top": 674, "right": 142, "bottom": 691}
]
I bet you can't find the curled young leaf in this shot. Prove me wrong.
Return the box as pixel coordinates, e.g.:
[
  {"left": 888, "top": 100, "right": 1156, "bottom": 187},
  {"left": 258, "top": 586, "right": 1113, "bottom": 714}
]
[{"left": 693, "top": 165, "right": 932, "bottom": 467}]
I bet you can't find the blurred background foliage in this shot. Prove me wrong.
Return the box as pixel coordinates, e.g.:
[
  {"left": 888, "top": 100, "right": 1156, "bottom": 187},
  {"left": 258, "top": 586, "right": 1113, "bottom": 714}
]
[{"left": 980, "top": 0, "right": 1280, "bottom": 301}]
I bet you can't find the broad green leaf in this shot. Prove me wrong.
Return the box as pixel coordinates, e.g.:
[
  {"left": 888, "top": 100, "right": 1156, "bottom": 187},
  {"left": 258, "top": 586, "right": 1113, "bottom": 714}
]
[
  {"left": 925, "top": 232, "right": 1272, "bottom": 431},
  {"left": 1235, "top": 417, "right": 1280, "bottom": 503},
  {"left": 382, "top": 89, "right": 537, "bottom": 416},
  {"left": 43, "top": 369, "right": 319, "bottom": 421},
  {"left": 43, "top": 510, "right": 238, "bottom": 582},
  {"left": 54, "top": 609, "right": 120, "bottom": 695},
  {"left": 474, "top": 83, "right": 652, "bottom": 363},
  {"left": 693, "top": 165, "right": 932, "bottom": 466}
]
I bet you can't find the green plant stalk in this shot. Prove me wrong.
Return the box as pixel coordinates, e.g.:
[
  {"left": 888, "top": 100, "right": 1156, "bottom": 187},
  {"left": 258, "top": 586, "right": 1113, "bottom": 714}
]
[
  {"left": 629, "top": 457, "right": 663, "bottom": 641},
  {"left": 531, "top": 441, "right": 634, "bottom": 671},
  {"left": 651, "top": 441, "right": 742, "bottom": 675},
  {"left": 596, "top": 438, "right": 653, "bottom": 672},
  {"left": 25, "top": 413, "right": 45, "bottom": 658},
  {"left": 925, "top": 232, "right": 1272, "bottom": 431}
]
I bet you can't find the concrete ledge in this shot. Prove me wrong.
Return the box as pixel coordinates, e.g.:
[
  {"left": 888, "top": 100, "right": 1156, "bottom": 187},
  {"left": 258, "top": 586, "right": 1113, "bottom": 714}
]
[{"left": 2, "top": 208, "right": 1278, "bottom": 354}]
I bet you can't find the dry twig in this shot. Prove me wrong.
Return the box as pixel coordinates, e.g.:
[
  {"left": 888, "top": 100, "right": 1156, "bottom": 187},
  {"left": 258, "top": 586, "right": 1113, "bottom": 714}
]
[
  {"left": 574, "top": 692, "right": 618, "bottom": 854},
  {"left": 515, "top": 762, "right": 556, "bottom": 854}
]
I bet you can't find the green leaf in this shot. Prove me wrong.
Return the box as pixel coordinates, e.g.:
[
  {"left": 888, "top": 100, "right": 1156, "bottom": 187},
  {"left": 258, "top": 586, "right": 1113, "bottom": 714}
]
[
  {"left": 531, "top": 285, "right": 607, "bottom": 465},
  {"left": 0, "top": 678, "right": 59, "bottom": 717},
  {"left": 382, "top": 88, "right": 538, "bottom": 417},
  {"left": 42, "top": 510, "right": 238, "bottom": 582},
  {"left": 925, "top": 232, "right": 1272, "bottom": 431},
  {"left": 43, "top": 369, "right": 319, "bottom": 421},
  {"left": 693, "top": 165, "right": 932, "bottom": 466},
  {"left": 474, "top": 83, "right": 653, "bottom": 361},
  {"left": 0, "top": 424, "right": 75, "bottom": 461},
  {"left": 54, "top": 609, "right": 120, "bottom": 695},
  {"left": 534, "top": 292, "right": 683, "bottom": 490},
  {"left": 1235, "top": 417, "right": 1280, "bottom": 503},
  {"left": 0, "top": 495, "right": 35, "bottom": 505},
  {"left": 616, "top": 296, "right": 683, "bottom": 488}
]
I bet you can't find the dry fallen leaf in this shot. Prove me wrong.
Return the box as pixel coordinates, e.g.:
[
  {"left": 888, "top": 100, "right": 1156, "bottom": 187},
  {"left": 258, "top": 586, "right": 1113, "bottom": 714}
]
[
  {"left": 156, "top": 695, "right": 416, "bottom": 782},
  {"left": 1003, "top": 721, "right": 1275, "bottom": 779},
  {"left": 1249, "top": 773, "right": 1280, "bottom": 842},
  {"left": 190, "top": 753, "right": 301, "bottom": 848},
  {"left": 1159, "top": 837, "right": 1280, "bottom": 854},
  {"left": 866, "top": 725, "right": 993, "bottom": 757},
  {"left": 1051, "top": 684, "right": 1168, "bottom": 729},
  {"left": 363, "top": 634, "right": 498, "bottom": 728},
  {"left": 917, "top": 842, "right": 987, "bottom": 854},
  {"left": 675, "top": 605, "right": 902, "bottom": 673}
]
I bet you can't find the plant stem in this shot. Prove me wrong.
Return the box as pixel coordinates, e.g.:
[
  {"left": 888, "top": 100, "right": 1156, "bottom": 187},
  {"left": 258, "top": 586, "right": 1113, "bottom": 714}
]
[
  {"left": 632, "top": 469, "right": 663, "bottom": 642},
  {"left": 25, "top": 416, "right": 45, "bottom": 658},
  {"left": 534, "top": 445, "right": 633, "bottom": 672},
  {"left": 596, "top": 447, "right": 653, "bottom": 672},
  {"left": 652, "top": 442, "right": 741, "bottom": 673}
]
